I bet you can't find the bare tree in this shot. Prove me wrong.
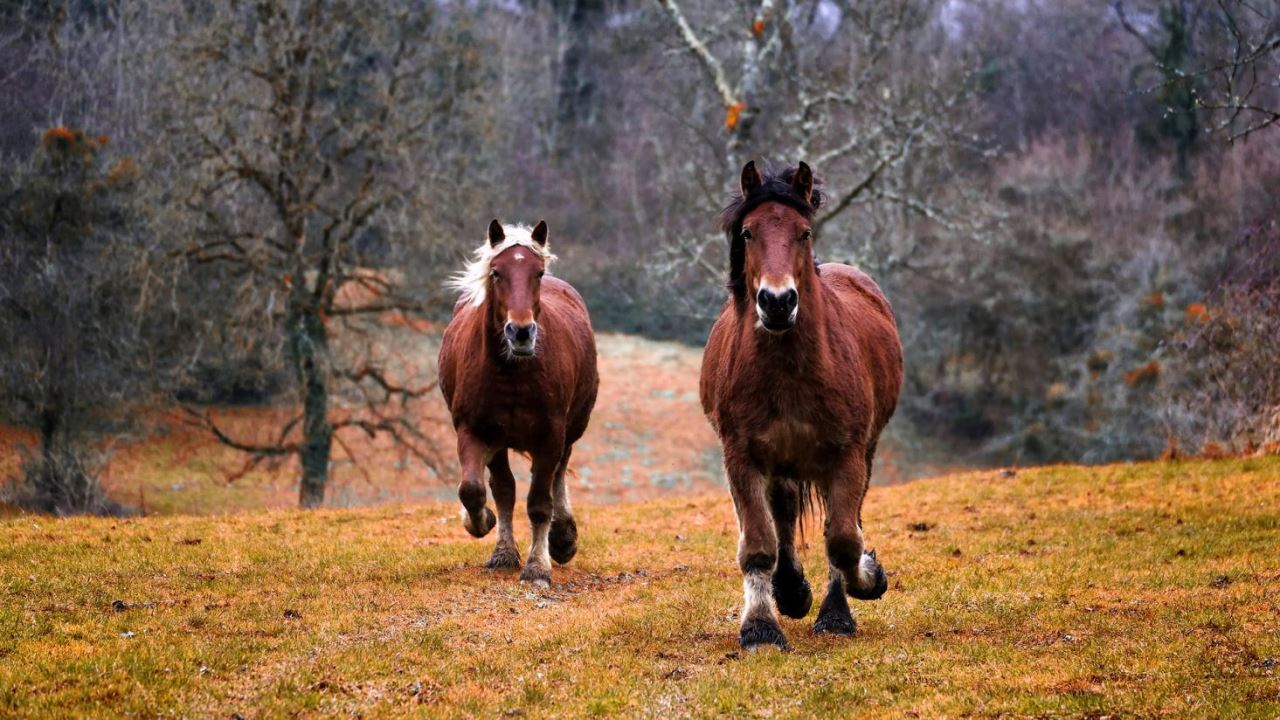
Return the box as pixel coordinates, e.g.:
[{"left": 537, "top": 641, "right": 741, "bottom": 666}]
[
  {"left": 1115, "top": 0, "right": 1280, "bottom": 144},
  {"left": 649, "top": 0, "right": 984, "bottom": 314},
  {"left": 1194, "top": 1, "right": 1280, "bottom": 140},
  {"left": 160, "top": 0, "right": 486, "bottom": 507}
]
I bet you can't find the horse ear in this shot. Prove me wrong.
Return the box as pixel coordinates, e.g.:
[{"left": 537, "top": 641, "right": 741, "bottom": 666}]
[
  {"left": 488, "top": 219, "right": 504, "bottom": 247},
  {"left": 531, "top": 220, "right": 548, "bottom": 247},
  {"left": 740, "top": 160, "right": 762, "bottom": 197},
  {"left": 791, "top": 161, "right": 814, "bottom": 205}
]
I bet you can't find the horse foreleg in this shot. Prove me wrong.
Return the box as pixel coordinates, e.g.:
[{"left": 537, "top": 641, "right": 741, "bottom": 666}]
[
  {"left": 519, "top": 451, "right": 558, "bottom": 588},
  {"left": 549, "top": 447, "right": 578, "bottom": 565},
  {"left": 484, "top": 450, "right": 521, "bottom": 570},
  {"left": 770, "top": 481, "right": 812, "bottom": 619},
  {"left": 726, "top": 448, "right": 786, "bottom": 650},
  {"left": 456, "top": 429, "right": 495, "bottom": 539},
  {"left": 814, "top": 451, "right": 888, "bottom": 636}
]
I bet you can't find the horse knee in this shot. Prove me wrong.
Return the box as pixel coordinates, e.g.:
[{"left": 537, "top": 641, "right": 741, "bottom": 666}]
[
  {"left": 458, "top": 476, "right": 487, "bottom": 514},
  {"left": 739, "top": 550, "right": 776, "bottom": 575},
  {"left": 826, "top": 530, "right": 863, "bottom": 576},
  {"left": 829, "top": 529, "right": 888, "bottom": 600},
  {"left": 549, "top": 515, "right": 578, "bottom": 565},
  {"left": 527, "top": 498, "right": 552, "bottom": 526},
  {"left": 459, "top": 474, "right": 495, "bottom": 538}
]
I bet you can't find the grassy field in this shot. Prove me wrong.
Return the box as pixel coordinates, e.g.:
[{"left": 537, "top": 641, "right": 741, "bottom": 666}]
[{"left": 2, "top": 456, "right": 1278, "bottom": 718}]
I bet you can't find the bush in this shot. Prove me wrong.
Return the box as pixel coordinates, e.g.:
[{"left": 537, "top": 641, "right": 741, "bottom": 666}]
[{"left": 3, "top": 443, "right": 131, "bottom": 517}]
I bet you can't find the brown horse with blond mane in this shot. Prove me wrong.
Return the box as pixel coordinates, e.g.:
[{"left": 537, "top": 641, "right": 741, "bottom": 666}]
[
  {"left": 438, "top": 219, "right": 598, "bottom": 587},
  {"left": 701, "top": 161, "right": 903, "bottom": 649}
]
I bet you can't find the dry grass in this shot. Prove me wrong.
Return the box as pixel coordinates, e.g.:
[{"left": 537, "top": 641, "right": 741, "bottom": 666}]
[{"left": 2, "top": 456, "right": 1277, "bottom": 718}]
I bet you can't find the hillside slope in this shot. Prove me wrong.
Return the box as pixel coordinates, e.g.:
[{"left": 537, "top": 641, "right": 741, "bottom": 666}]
[{"left": 2, "top": 457, "right": 1278, "bottom": 718}]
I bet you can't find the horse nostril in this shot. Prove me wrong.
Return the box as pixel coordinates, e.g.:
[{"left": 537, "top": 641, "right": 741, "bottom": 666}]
[{"left": 783, "top": 288, "right": 798, "bottom": 310}]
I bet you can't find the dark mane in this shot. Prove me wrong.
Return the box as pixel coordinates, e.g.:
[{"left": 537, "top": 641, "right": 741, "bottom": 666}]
[{"left": 720, "top": 164, "right": 824, "bottom": 304}]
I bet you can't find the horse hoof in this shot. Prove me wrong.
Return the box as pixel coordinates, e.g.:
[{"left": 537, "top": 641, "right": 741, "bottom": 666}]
[
  {"left": 484, "top": 544, "right": 522, "bottom": 570},
  {"left": 519, "top": 563, "right": 551, "bottom": 588},
  {"left": 463, "top": 507, "right": 496, "bottom": 538},
  {"left": 549, "top": 516, "right": 578, "bottom": 565},
  {"left": 772, "top": 575, "right": 813, "bottom": 619},
  {"left": 813, "top": 610, "right": 857, "bottom": 636},
  {"left": 740, "top": 618, "right": 788, "bottom": 651},
  {"left": 848, "top": 550, "right": 888, "bottom": 601}
]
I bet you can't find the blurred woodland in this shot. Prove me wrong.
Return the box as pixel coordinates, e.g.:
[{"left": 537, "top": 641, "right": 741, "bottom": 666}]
[{"left": 1, "top": 0, "right": 1277, "bottom": 512}]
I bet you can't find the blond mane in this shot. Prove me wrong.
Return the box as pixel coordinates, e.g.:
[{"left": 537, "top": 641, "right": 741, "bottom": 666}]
[{"left": 446, "top": 224, "right": 557, "bottom": 307}]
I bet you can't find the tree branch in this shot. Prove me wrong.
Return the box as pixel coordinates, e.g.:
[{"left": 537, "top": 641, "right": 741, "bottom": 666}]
[{"left": 655, "top": 0, "right": 738, "bottom": 108}]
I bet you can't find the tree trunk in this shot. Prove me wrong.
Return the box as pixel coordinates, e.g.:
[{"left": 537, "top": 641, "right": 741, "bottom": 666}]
[
  {"left": 552, "top": 0, "right": 600, "bottom": 159},
  {"left": 291, "top": 305, "right": 332, "bottom": 509},
  {"left": 38, "top": 405, "right": 60, "bottom": 499}
]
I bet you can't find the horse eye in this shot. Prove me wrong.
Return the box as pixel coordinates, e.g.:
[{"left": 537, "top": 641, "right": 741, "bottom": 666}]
[
  {"left": 490, "top": 271, "right": 501, "bottom": 281},
  {"left": 801, "top": 229, "right": 812, "bottom": 242},
  {"left": 740, "top": 228, "right": 752, "bottom": 242},
  {"left": 537, "top": 271, "right": 545, "bottom": 278}
]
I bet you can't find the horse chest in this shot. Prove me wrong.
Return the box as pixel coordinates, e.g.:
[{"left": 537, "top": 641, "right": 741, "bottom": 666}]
[
  {"left": 755, "top": 418, "right": 819, "bottom": 462},
  {"left": 743, "top": 381, "right": 845, "bottom": 475},
  {"left": 465, "top": 371, "right": 559, "bottom": 449}
]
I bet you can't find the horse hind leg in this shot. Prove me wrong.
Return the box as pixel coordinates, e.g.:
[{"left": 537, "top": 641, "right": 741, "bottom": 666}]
[
  {"left": 548, "top": 447, "right": 578, "bottom": 565},
  {"left": 484, "top": 451, "right": 521, "bottom": 570},
  {"left": 769, "top": 480, "right": 812, "bottom": 619}
]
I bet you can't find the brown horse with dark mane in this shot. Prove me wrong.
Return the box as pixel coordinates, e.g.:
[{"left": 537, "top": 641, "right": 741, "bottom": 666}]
[
  {"left": 439, "top": 220, "right": 598, "bottom": 587},
  {"left": 701, "top": 161, "right": 903, "bottom": 649}
]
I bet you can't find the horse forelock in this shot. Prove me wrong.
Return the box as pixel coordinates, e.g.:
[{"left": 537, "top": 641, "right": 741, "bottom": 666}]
[
  {"left": 720, "top": 165, "right": 824, "bottom": 304},
  {"left": 446, "top": 224, "right": 557, "bottom": 308}
]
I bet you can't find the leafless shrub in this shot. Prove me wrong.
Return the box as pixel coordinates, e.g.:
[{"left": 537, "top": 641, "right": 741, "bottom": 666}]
[{"left": 2, "top": 443, "right": 130, "bottom": 517}]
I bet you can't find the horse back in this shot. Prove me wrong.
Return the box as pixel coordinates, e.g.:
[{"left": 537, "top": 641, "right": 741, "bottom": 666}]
[{"left": 820, "top": 263, "right": 903, "bottom": 432}]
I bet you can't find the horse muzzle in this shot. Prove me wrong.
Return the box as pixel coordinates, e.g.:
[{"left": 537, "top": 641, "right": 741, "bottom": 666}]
[
  {"left": 756, "top": 287, "right": 798, "bottom": 333},
  {"left": 503, "top": 321, "right": 538, "bottom": 357}
]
